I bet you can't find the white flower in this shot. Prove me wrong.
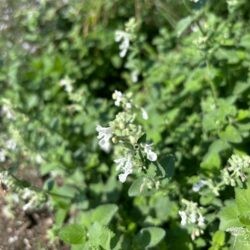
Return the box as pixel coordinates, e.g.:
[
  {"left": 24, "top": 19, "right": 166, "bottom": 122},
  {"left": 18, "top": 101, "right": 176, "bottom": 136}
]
[
  {"left": 115, "top": 30, "right": 130, "bottom": 58},
  {"left": 35, "top": 154, "right": 44, "bottom": 164},
  {"left": 179, "top": 211, "right": 187, "bottom": 226},
  {"left": 126, "top": 102, "right": 132, "bottom": 109},
  {"left": 6, "top": 139, "right": 17, "bottom": 151},
  {"left": 190, "top": 212, "right": 197, "bottom": 223},
  {"left": 59, "top": 77, "right": 73, "bottom": 93},
  {"left": 143, "top": 144, "right": 157, "bottom": 161},
  {"left": 197, "top": 214, "right": 205, "bottom": 227},
  {"left": 22, "top": 188, "right": 34, "bottom": 200},
  {"left": 114, "top": 153, "right": 133, "bottom": 183},
  {"left": 192, "top": 180, "right": 206, "bottom": 192},
  {"left": 1, "top": 105, "right": 15, "bottom": 120},
  {"left": 0, "top": 150, "right": 6, "bottom": 162},
  {"left": 179, "top": 199, "right": 205, "bottom": 238},
  {"left": 141, "top": 108, "right": 148, "bottom": 120},
  {"left": 131, "top": 70, "right": 139, "bottom": 83},
  {"left": 112, "top": 90, "right": 123, "bottom": 107},
  {"left": 96, "top": 125, "right": 112, "bottom": 153}
]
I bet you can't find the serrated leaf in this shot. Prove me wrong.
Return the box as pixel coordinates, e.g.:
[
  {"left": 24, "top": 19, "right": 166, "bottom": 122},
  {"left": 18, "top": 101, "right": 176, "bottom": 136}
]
[
  {"left": 58, "top": 224, "right": 85, "bottom": 245},
  {"left": 219, "top": 125, "right": 242, "bottom": 143},
  {"left": 219, "top": 201, "right": 241, "bottom": 230},
  {"left": 88, "top": 222, "right": 114, "bottom": 250},
  {"left": 235, "top": 187, "right": 250, "bottom": 214},
  {"left": 91, "top": 204, "right": 118, "bottom": 225}
]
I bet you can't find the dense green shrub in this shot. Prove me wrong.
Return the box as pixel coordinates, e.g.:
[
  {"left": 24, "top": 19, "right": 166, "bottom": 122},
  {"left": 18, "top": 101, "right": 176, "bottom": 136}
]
[{"left": 1, "top": 0, "right": 250, "bottom": 249}]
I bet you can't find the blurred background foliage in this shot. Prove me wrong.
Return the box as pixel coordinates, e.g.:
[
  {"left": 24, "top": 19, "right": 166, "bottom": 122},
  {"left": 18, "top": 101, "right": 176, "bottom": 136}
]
[{"left": 1, "top": 0, "right": 250, "bottom": 249}]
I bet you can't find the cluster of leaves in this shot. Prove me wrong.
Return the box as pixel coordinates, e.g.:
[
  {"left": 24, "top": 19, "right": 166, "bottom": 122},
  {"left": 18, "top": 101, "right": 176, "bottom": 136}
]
[{"left": 1, "top": 0, "right": 250, "bottom": 249}]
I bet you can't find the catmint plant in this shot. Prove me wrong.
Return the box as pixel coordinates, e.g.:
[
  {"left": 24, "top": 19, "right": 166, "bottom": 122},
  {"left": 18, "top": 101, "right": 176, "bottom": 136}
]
[
  {"left": 96, "top": 90, "right": 163, "bottom": 188},
  {"left": 115, "top": 18, "right": 137, "bottom": 58},
  {"left": 179, "top": 199, "right": 205, "bottom": 240},
  {"left": 221, "top": 154, "right": 250, "bottom": 187}
]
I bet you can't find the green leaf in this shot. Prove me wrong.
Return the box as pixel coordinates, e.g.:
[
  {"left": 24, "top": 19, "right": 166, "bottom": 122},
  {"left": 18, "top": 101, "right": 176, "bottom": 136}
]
[
  {"left": 209, "top": 230, "right": 225, "bottom": 249},
  {"left": 219, "top": 125, "right": 242, "bottom": 143},
  {"left": 135, "top": 227, "right": 166, "bottom": 249},
  {"left": 138, "top": 133, "right": 147, "bottom": 144},
  {"left": 58, "top": 224, "right": 85, "bottom": 245},
  {"left": 235, "top": 187, "right": 250, "bottom": 214},
  {"left": 158, "top": 155, "right": 175, "bottom": 178},
  {"left": 91, "top": 204, "right": 118, "bottom": 225},
  {"left": 128, "top": 178, "right": 144, "bottom": 197},
  {"left": 239, "top": 213, "right": 250, "bottom": 225},
  {"left": 201, "top": 152, "right": 221, "bottom": 170},
  {"left": 176, "top": 16, "right": 193, "bottom": 37},
  {"left": 219, "top": 201, "right": 241, "bottom": 230},
  {"left": 88, "top": 222, "right": 114, "bottom": 250}
]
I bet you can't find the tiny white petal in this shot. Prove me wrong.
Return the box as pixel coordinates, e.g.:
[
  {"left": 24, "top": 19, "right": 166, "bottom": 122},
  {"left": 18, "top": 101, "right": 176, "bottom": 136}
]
[
  {"left": 141, "top": 108, "right": 148, "bottom": 120},
  {"left": 115, "top": 153, "right": 133, "bottom": 183},
  {"left": 144, "top": 144, "right": 157, "bottom": 162},
  {"left": 96, "top": 125, "right": 112, "bottom": 152},
  {"left": 179, "top": 211, "right": 187, "bottom": 226},
  {"left": 192, "top": 180, "right": 206, "bottom": 192},
  {"left": 198, "top": 215, "right": 205, "bottom": 227},
  {"left": 0, "top": 150, "right": 6, "bottom": 162}
]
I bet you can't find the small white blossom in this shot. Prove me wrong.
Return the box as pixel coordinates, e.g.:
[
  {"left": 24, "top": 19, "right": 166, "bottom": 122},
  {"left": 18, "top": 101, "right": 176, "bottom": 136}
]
[
  {"left": 192, "top": 180, "right": 206, "bottom": 192},
  {"left": 6, "top": 139, "right": 17, "bottom": 151},
  {"left": 115, "top": 30, "right": 130, "bottom": 58},
  {"left": 114, "top": 153, "right": 133, "bottom": 183},
  {"left": 197, "top": 214, "right": 205, "bottom": 227},
  {"left": 179, "top": 211, "right": 187, "bottom": 226},
  {"left": 0, "top": 150, "right": 6, "bottom": 162},
  {"left": 8, "top": 236, "right": 18, "bottom": 244},
  {"left": 179, "top": 199, "right": 205, "bottom": 240},
  {"left": 22, "top": 188, "right": 34, "bottom": 200},
  {"left": 112, "top": 90, "right": 123, "bottom": 107},
  {"left": 96, "top": 125, "right": 112, "bottom": 153},
  {"left": 131, "top": 70, "right": 139, "bottom": 83},
  {"left": 59, "top": 77, "right": 73, "bottom": 93},
  {"left": 190, "top": 212, "right": 197, "bottom": 223},
  {"left": 1, "top": 105, "right": 15, "bottom": 120},
  {"left": 191, "top": 228, "right": 203, "bottom": 240},
  {"left": 222, "top": 154, "right": 250, "bottom": 186},
  {"left": 35, "top": 154, "right": 44, "bottom": 164},
  {"left": 143, "top": 144, "right": 157, "bottom": 161},
  {"left": 141, "top": 108, "right": 148, "bottom": 120}
]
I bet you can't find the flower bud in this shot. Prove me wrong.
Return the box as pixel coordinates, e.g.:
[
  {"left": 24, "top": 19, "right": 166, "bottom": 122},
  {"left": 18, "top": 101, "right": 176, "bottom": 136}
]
[
  {"left": 129, "top": 136, "right": 137, "bottom": 145},
  {"left": 112, "top": 136, "right": 118, "bottom": 144}
]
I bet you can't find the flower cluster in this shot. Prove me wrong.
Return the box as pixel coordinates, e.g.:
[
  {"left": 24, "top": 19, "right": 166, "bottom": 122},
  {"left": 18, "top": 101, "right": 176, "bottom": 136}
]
[
  {"left": 59, "top": 76, "right": 74, "bottom": 93},
  {"left": 179, "top": 199, "right": 205, "bottom": 240},
  {"left": 115, "top": 18, "right": 137, "bottom": 58},
  {"left": 115, "top": 31, "right": 131, "bottom": 58},
  {"left": 96, "top": 125, "right": 112, "bottom": 153},
  {"left": 1, "top": 102, "right": 15, "bottom": 120},
  {"left": 221, "top": 154, "right": 250, "bottom": 187},
  {"left": 96, "top": 90, "right": 159, "bottom": 184}
]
